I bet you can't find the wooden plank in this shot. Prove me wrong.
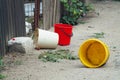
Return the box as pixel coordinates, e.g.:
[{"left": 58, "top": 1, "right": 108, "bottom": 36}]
[
  {"left": 55, "top": 0, "right": 60, "bottom": 24},
  {"left": 52, "top": 0, "right": 56, "bottom": 25},
  {"left": 43, "top": 0, "right": 50, "bottom": 30},
  {"left": 49, "top": 0, "right": 54, "bottom": 27},
  {"left": 52, "top": 0, "right": 60, "bottom": 25},
  {"left": 0, "top": 0, "right": 7, "bottom": 56},
  {"left": 43, "top": 0, "right": 60, "bottom": 29},
  {"left": 0, "top": 0, "right": 25, "bottom": 56}
]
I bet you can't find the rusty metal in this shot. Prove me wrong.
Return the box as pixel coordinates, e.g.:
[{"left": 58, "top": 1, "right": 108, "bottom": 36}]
[{"left": 34, "top": 0, "right": 40, "bottom": 30}]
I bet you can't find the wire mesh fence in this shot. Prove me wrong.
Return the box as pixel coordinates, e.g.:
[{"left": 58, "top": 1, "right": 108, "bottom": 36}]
[
  {"left": 24, "top": 0, "right": 42, "bottom": 17},
  {"left": 24, "top": 0, "right": 43, "bottom": 29},
  {"left": 24, "top": 0, "right": 60, "bottom": 30}
]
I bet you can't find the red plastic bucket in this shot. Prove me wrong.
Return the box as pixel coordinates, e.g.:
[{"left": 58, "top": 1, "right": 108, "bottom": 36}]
[{"left": 54, "top": 24, "right": 73, "bottom": 46}]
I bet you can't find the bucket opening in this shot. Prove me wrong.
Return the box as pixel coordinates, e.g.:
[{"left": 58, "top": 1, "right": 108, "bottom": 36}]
[
  {"left": 79, "top": 39, "right": 109, "bottom": 68},
  {"left": 33, "top": 29, "right": 59, "bottom": 49}
]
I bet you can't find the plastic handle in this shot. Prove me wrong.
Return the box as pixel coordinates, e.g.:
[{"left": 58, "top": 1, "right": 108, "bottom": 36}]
[{"left": 60, "top": 28, "right": 73, "bottom": 37}]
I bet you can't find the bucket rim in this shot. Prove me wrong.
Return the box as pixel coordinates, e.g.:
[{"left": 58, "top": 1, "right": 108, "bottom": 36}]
[
  {"left": 78, "top": 38, "right": 110, "bottom": 68},
  {"left": 54, "top": 23, "right": 73, "bottom": 29}
]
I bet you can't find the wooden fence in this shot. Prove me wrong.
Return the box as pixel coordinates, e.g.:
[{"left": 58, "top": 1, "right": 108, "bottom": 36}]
[
  {"left": 0, "top": 0, "right": 90, "bottom": 56},
  {"left": 0, "top": 0, "right": 60, "bottom": 56},
  {"left": 43, "top": 0, "right": 60, "bottom": 30},
  {"left": 0, "top": 0, "right": 25, "bottom": 56}
]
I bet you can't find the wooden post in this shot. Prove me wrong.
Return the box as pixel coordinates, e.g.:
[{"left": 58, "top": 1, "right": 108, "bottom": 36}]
[
  {"left": 43, "top": 0, "right": 50, "bottom": 30},
  {"left": 43, "top": 0, "right": 60, "bottom": 30},
  {"left": 53, "top": 0, "right": 57, "bottom": 25},
  {"left": 49, "top": 0, "right": 54, "bottom": 27},
  {"left": 55, "top": 0, "right": 60, "bottom": 24}
]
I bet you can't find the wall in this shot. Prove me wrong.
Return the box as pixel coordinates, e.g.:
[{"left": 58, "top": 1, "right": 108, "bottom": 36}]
[{"left": 0, "top": 0, "right": 25, "bottom": 56}]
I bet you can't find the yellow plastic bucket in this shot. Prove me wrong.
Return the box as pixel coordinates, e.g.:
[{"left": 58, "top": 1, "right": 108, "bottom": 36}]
[{"left": 78, "top": 39, "right": 109, "bottom": 68}]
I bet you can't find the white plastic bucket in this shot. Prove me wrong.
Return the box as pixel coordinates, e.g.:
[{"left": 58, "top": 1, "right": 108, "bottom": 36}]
[{"left": 34, "top": 29, "right": 59, "bottom": 49}]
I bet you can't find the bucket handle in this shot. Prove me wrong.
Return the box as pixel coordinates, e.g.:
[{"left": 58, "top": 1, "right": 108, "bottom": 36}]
[{"left": 60, "top": 28, "right": 73, "bottom": 37}]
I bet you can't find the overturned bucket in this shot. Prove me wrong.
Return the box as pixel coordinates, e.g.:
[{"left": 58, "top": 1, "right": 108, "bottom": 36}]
[
  {"left": 78, "top": 39, "right": 110, "bottom": 68},
  {"left": 54, "top": 24, "right": 73, "bottom": 46},
  {"left": 33, "top": 29, "right": 59, "bottom": 49}
]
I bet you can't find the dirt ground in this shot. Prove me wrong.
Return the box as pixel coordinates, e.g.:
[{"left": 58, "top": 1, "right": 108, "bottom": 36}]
[{"left": 2, "top": 1, "right": 120, "bottom": 80}]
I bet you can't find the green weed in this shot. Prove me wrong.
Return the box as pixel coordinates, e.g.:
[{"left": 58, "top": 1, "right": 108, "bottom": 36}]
[
  {"left": 60, "top": 0, "right": 94, "bottom": 25},
  {"left": 92, "top": 32, "right": 105, "bottom": 38},
  {"left": 0, "top": 74, "right": 5, "bottom": 79},
  {"left": 113, "top": 46, "right": 116, "bottom": 49},
  {"left": 38, "top": 49, "right": 79, "bottom": 62},
  {"left": 14, "top": 60, "right": 23, "bottom": 65},
  {"left": 0, "top": 57, "right": 5, "bottom": 79},
  {"left": 25, "top": 17, "right": 34, "bottom": 23},
  {"left": 0, "top": 57, "right": 4, "bottom": 72}
]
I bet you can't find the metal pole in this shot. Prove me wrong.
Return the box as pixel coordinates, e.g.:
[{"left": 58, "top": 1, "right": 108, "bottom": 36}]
[
  {"left": 32, "top": 0, "right": 40, "bottom": 50},
  {"left": 34, "top": 0, "right": 40, "bottom": 30}
]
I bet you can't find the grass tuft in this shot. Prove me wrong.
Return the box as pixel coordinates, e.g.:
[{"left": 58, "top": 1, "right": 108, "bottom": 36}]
[
  {"left": 38, "top": 49, "right": 79, "bottom": 62},
  {"left": 0, "top": 74, "right": 5, "bottom": 79},
  {"left": 92, "top": 32, "right": 105, "bottom": 38}
]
